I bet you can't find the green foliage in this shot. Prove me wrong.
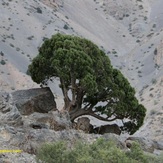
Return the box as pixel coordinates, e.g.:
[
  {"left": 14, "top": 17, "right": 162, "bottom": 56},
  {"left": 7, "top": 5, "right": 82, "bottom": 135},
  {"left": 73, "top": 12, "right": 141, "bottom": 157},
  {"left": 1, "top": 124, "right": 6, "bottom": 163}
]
[
  {"left": 36, "top": 141, "right": 67, "bottom": 163},
  {"left": 127, "top": 142, "right": 163, "bottom": 163},
  {"left": 36, "top": 139, "right": 131, "bottom": 163},
  {"left": 126, "top": 142, "right": 148, "bottom": 163},
  {"left": 28, "top": 33, "right": 146, "bottom": 134},
  {"left": 36, "top": 139, "right": 163, "bottom": 163}
]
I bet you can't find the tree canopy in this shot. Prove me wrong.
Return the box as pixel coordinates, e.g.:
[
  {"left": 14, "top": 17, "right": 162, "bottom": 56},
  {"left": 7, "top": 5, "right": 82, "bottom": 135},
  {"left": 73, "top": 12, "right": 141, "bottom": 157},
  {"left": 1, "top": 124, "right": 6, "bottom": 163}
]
[{"left": 28, "top": 33, "right": 146, "bottom": 134}]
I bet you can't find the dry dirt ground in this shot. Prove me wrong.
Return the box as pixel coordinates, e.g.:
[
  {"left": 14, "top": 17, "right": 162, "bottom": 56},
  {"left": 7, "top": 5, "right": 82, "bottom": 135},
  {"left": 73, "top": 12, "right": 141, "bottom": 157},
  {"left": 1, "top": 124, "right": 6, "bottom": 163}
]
[{"left": 0, "top": 0, "right": 163, "bottom": 141}]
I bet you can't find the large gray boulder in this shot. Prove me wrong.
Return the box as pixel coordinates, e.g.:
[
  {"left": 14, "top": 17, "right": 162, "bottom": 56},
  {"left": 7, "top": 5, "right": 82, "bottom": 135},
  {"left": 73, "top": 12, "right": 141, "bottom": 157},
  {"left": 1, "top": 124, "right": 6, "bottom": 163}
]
[
  {"left": 93, "top": 124, "right": 121, "bottom": 135},
  {"left": 11, "top": 87, "right": 57, "bottom": 115}
]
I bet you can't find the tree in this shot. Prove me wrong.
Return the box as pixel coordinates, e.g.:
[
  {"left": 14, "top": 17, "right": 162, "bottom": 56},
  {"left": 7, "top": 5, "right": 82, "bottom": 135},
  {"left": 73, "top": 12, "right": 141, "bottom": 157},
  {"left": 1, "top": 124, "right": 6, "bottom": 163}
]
[{"left": 28, "top": 33, "right": 146, "bottom": 134}]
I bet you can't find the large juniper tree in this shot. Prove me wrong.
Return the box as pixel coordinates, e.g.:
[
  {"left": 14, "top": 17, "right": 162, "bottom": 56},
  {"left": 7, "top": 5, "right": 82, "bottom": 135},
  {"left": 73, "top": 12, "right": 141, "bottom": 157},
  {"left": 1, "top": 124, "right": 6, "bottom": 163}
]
[{"left": 28, "top": 33, "right": 146, "bottom": 134}]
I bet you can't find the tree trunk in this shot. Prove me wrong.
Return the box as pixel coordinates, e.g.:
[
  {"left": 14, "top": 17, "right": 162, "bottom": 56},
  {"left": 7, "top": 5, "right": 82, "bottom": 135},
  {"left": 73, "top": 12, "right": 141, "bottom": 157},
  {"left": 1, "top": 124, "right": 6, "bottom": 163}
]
[{"left": 69, "top": 107, "right": 118, "bottom": 122}]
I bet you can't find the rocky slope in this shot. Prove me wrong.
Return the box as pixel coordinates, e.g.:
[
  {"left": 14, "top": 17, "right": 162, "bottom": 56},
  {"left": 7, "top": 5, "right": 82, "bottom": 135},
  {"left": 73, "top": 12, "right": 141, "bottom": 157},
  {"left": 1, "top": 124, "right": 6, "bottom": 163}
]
[
  {"left": 0, "top": 88, "right": 162, "bottom": 162},
  {"left": 0, "top": 0, "right": 163, "bottom": 142}
]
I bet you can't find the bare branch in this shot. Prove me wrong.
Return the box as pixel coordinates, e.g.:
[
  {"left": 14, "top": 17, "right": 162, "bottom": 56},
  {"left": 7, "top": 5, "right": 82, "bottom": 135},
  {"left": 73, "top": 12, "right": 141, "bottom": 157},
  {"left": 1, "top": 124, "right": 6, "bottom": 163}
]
[{"left": 88, "top": 112, "right": 117, "bottom": 122}]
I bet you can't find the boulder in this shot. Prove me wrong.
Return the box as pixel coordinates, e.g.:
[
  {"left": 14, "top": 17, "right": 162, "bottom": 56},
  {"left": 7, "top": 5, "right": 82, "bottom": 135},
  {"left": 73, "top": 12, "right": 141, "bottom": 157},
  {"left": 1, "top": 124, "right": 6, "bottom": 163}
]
[
  {"left": 93, "top": 124, "right": 121, "bottom": 135},
  {"left": 102, "top": 133, "right": 126, "bottom": 150},
  {"left": 74, "top": 117, "right": 93, "bottom": 133},
  {"left": 11, "top": 87, "right": 57, "bottom": 115},
  {"left": 0, "top": 106, "right": 23, "bottom": 126}
]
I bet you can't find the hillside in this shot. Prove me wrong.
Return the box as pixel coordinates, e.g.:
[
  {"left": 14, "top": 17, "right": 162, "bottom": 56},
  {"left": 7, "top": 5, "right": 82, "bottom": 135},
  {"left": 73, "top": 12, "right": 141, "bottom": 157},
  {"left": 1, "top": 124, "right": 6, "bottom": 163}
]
[{"left": 0, "top": 0, "right": 163, "bottom": 141}]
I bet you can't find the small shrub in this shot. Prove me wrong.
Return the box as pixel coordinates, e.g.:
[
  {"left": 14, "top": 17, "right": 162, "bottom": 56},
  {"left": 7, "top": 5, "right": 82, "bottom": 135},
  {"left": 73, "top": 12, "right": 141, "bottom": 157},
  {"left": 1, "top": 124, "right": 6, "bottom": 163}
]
[
  {"left": 151, "top": 78, "right": 157, "bottom": 84},
  {"left": 153, "top": 24, "right": 156, "bottom": 28},
  {"left": 150, "top": 109, "right": 157, "bottom": 115},
  {"left": 112, "top": 50, "right": 117, "bottom": 54},
  {"left": 0, "top": 60, "right": 6, "bottom": 65},
  {"left": 63, "top": 24, "right": 69, "bottom": 30},
  {"left": 0, "top": 51, "right": 4, "bottom": 56},
  {"left": 139, "top": 5, "right": 144, "bottom": 10},
  {"left": 154, "top": 48, "right": 157, "bottom": 55},
  {"left": 27, "top": 36, "right": 34, "bottom": 40},
  {"left": 65, "top": 16, "right": 69, "bottom": 19},
  {"left": 16, "top": 47, "right": 20, "bottom": 51},
  {"left": 154, "top": 100, "right": 158, "bottom": 105},
  {"left": 36, "top": 142, "right": 67, "bottom": 163},
  {"left": 36, "top": 7, "right": 42, "bottom": 14},
  {"left": 9, "top": 43, "right": 14, "bottom": 48}
]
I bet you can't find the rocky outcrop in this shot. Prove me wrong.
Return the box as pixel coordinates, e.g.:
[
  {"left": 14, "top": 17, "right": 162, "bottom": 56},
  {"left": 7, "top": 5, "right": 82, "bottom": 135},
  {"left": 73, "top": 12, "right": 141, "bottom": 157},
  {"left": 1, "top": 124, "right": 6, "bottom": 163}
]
[
  {"left": 24, "top": 111, "right": 72, "bottom": 131},
  {"left": 0, "top": 88, "right": 163, "bottom": 162},
  {"left": 0, "top": 88, "right": 73, "bottom": 162},
  {"left": 153, "top": 140, "right": 163, "bottom": 150},
  {"left": 93, "top": 124, "right": 121, "bottom": 135},
  {"left": 11, "top": 87, "right": 57, "bottom": 115}
]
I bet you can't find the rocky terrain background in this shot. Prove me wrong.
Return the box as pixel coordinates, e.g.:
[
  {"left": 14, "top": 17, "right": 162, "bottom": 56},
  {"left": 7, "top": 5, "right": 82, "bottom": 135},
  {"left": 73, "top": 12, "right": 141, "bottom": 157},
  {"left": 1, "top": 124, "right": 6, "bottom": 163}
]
[{"left": 0, "top": 0, "right": 163, "bottom": 161}]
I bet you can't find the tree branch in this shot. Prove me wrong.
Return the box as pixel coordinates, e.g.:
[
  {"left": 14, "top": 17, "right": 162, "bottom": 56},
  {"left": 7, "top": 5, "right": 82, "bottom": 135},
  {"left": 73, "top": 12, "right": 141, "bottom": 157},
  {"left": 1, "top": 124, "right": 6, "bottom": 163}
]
[{"left": 88, "top": 112, "right": 118, "bottom": 122}]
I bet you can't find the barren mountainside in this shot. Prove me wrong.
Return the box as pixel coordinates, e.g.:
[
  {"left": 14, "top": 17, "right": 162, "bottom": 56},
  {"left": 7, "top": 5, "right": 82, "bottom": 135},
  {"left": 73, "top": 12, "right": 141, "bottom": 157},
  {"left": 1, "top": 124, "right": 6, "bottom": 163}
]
[{"left": 0, "top": 0, "right": 163, "bottom": 141}]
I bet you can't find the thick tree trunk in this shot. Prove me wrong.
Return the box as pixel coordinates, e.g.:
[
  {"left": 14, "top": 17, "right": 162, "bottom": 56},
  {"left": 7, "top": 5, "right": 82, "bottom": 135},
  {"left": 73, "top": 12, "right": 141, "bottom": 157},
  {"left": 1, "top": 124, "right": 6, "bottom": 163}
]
[{"left": 69, "top": 107, "right": 118, "bottom": 122}]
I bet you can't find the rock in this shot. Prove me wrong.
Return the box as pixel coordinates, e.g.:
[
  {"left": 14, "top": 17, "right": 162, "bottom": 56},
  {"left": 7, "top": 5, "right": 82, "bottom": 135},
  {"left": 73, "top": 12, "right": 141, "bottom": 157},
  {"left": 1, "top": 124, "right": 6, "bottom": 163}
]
[
  {"left": 23, "top": 111, "right": 72, "bottom": 131},
  {"left": 9, "top": 129, "right": 101, "bottom": 154},
  {"left": 93, "top": 124, "right": 121, "bottom": 135},
  {"left": 125, "top": 137, "right": 155, "bottom": 153},
  {"left": 74, "top": 117, "right": 93, "bottom": 133},
  {"left": 11, "top": 87, "right": 57, "bottom": 115},
  {"left": 153, "top": 140, "right": 163, "bottom": 150},
  {"left": 0, "top": 92, "right": 10, "bottom": 113},
  {"left": 102, "top": 133, "right": 126, "bottom": 150},
  {"left": 0, "top": 127, "right": 12, "bottom": 141},
  {"left": 0, "top": 105, "right": 23, "bottom": 127}
]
